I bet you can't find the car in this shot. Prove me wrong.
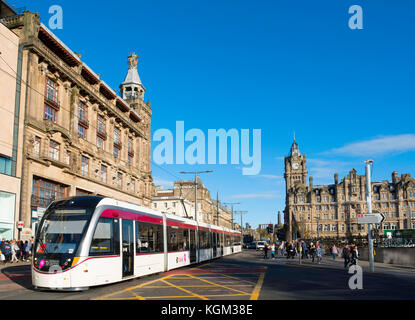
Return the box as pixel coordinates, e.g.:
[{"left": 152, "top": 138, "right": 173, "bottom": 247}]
[
  {"left": 248, "top": 242, "right": 257, "bottom": 249},
  {"left": 256, "top": 241, "right": 266, "bottom": 251}
]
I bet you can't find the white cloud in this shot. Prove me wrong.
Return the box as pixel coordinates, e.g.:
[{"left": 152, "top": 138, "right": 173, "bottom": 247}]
[{"left": 325, "top": 134, "right": 415, "bottom": 157}]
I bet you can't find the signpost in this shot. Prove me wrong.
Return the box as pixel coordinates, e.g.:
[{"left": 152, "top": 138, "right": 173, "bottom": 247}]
[
  {"left": 365, "top": 159, "right": 375, "bottom": 272},
  {"left": 357, "top": 212, "right": 386, "bottom": 225}
]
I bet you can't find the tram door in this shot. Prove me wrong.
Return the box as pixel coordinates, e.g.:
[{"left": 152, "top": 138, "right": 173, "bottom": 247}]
[
  {"left": 212, "top": 232, "right": 217, "bottom": 257},
  {"left": 122, "top": 219, "right": 134, "bottom": 277},
  {"left": 189, "top": 229, "right": 197, "bottom": 263}
]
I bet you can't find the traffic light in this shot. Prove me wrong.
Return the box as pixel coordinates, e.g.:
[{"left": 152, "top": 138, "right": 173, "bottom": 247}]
[{"left": 267, "top": 224, "right": 273, "bottom": 234}]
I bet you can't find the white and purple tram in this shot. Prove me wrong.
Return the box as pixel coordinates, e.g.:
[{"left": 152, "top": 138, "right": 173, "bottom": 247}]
[{"left": 32, "top": 196, "right": 242, "bottom": 290}]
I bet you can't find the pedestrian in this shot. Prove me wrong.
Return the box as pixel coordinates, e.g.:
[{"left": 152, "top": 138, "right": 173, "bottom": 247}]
[
  {"left": 342, "top": 245, "right": 350, "bottom": 268},
  {"left": 301, "top": 240, "right": 308, "bottom": 259},
  {"left": 316, "top": 245, "right": 323, "bottom": 264},
  {"left": 350, "top": 245, "right": 358, "bottom": 266},
  {"left": 309, "top": 242, "right": 316, "bottom": 263},
  {"left": 331, "top": 244, "right": 338, "bottom": 261},
  {"left": 263, "top": 242, "right": 269, "bottom": 259},
  {"left": 11, "top": 240, "right": 19, "bottom": 263},
  {"left": 271, "top": 243, "right": 276, "bottom": 259},
  {"left": 23, "top": 241, "right": 29, "bottom": 261},
  {"left": 280, "top": 241, "right": 285, "bottom": 256},
  {"left": 3, "top": 241, "right": 11, "bottom": 263}
]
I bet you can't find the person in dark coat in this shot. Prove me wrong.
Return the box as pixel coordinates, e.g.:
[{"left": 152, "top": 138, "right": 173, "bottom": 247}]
[
  {"left": 263, "top": 243, "right": 269, "bottom": 259},
  {"left": 342, "top": 245, "right": 351, "bottom": 268}
]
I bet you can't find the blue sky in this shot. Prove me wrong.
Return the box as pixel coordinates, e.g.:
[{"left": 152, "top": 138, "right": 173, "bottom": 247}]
[{"left": 9, "top": 0, "right": 415, "bottom": 227}]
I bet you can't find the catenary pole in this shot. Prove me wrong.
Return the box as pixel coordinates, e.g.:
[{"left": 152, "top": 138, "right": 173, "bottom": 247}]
[{"left": 365, "top": 159, "right": 375, "bottom": 272}]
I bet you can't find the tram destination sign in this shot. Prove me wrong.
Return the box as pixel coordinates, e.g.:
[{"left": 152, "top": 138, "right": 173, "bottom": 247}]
[{"left": 357, "top": 212, "right": 386, "bottom": 224}]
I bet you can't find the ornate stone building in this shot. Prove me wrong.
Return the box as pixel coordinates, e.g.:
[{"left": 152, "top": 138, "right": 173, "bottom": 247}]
[
  {"left": 284, "top": 140, "right": 415, "bottom": 242},
  {"left": 1, "top": 11, "right": 153, "bottom": 239}
]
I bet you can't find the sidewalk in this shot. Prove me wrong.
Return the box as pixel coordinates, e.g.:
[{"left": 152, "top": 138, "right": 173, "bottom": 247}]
[
  {"left": 269, "top": 253, "right": 415, "bottom": 278},
  {"left": 0, "top": 260, "right": 31, "bottom": 271}
]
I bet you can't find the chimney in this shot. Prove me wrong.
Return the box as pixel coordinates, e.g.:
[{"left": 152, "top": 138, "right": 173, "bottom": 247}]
[
  {"left": 334, "top": 173, "right": 338, "bottom": 184},
  {"left": 309, "top": 176, "right": 313, "bottom": 187}
]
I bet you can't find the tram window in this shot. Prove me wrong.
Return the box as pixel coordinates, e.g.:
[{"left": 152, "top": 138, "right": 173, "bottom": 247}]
[
  {"left": 168, "top": 226, "right": 178, "bottom": 251},
  {"left": 136, "top": 222, "right": 163, "bottom": 253},
  {"left": 199, "top": 230, "right": 211, "bottom": 249},
  {"left": 90, "top": 218, "right": 119, "bottom": 255}
]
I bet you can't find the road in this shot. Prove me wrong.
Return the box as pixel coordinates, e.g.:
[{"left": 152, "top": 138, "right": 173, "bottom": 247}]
[{"left": 1, "top": 249, "right": 415, "bottom": 300}]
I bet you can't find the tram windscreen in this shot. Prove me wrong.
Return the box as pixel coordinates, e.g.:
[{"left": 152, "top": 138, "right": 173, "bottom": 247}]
[
  {"left": 36, "top": 209, "right": 89, "bottom": 254},
  {"left": 34, "top": 207, "right": 94, "bottom": 272}
]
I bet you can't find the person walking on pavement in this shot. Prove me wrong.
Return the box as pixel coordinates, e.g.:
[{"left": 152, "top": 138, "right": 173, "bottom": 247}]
[
  {"left": 301, "top": 240, "right": 308, "bottom": 259},
  {"left": 271, "top": 243, "right": 276, "bottom": 259},
  {"left": 280, "top": 241, "right": 285, "bottom": 256},
  {"left": 309, "top": 242, "right": 316, "bottom": 263},
  {"left": 10, "top": 240, "right": 19, "bottom": 263},
  {"left": 331, "top": 244, "right": 338, "bottom": 261},
  {"left": 350, "top": 245, "right": 358, "bottom": 266},
  {"left": 316, "top": 245, "right": 323, "bottom": 264},
  {"left": 342, "top": 245, "right": 351, "bottom": 268},
  {"left": 263, "top": 242, "right": 269, "bottom": 259}
]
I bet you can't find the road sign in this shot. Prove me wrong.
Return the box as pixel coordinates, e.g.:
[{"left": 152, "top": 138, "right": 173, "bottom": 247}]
[{"left": 357, "top": 212, "right": 386, "bottom": 224}]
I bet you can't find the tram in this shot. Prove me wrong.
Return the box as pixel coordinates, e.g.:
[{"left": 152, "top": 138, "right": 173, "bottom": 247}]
[{"left": 31, "top": 196, "right": 242, "bottom": 290}]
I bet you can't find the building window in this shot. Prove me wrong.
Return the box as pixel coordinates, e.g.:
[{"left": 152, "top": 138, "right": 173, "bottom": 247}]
[
  {"left": 323, "top": 214, "right": 328, "bottom": 220},
  {"left": 128, "top": 138, "right": 134, "bottom": 165},
  {"left": 114, "top": 127, "right": 121, "bottom": 145},
  {"left": 81, "top": 156, "right": 89, "bottom": 176},
  {"left": 0, "top": 156, "right": 12, "bottom": 175},
  {"left": 45, "top": 78, "right": 58, "bottom": 103},
  {"left": 78, "top": 101, "right": 87, "bottom": 122},
  {"left": 117, "top": 172, "right": 122, "bottom": 188},
  {"left": 113, "top": 146, "right": 119, "bottom": 159},
  {"left": 44, "top": 105, "right": 57, "bottom": 122},
  {"left": 129, "top": 178, "right": 135, "bottom": 193},
  {"left": 78, "top": 124, "right": 87, "bottom": 139},
  {"left": 48, "top": 140, "right": 60, "bottom": 161},
  {"left": 44, "top": 78, "right": 59, "bottom": 122},
  {"left": 65, "top": 150, "right": 70, "bottom": 165},
  {"left": 97, "top": 115, "right": 105, "bottom": 134},
  {"left": 154, "top": 203, "right": 157, "bottom": 208},
  {"left": 331, "top": 225, "right": 337, "bottom": 231},
  {"left": 31, "top": 177, "right": 67, "bottom": 207},
  {"left": 113, "top": 128, "right": 121, "bottom": 158},
  {"left": 34, "top": 136, "right": 41, "bottom": 157},
  {"left": 97, "top": 136, "right": 104, "bottom": 150},
  {"left": 100, "top": 165, "right": 107, "bottom": 183}
]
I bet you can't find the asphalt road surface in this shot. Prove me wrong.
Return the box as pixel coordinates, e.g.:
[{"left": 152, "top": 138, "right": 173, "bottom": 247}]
[{"left": 1, "top": 249, "right": 415, "bottom": 300}]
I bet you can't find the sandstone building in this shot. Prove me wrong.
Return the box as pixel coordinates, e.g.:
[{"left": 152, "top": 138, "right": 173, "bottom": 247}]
[
  {"left": 1, "top": 11, "right": 153, "bottom": 239},
  {"left": 152, "top": 178, "right": 235, "bottom": 229},
  {"left": 284, "top": 140, "right": 415, "bottom": 242}
]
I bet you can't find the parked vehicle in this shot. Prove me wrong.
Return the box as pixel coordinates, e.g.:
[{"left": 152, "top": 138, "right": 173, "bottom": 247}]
[
  {"left": 248, "top": 242, "right": 257, "bottom": 249},
  {"left": 256, "top": 241, "right": 266, "bottom": 251}
]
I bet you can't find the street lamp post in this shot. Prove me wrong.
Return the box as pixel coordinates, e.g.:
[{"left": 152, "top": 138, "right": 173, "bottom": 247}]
[
  {"left": 365, "top": 159, "right": 375, "bottom": 272},
  {"left": 223, "top": 202, "right": 240, "bottom": 230},
  {"left": 180, "top": 170, "right": 212, "bottom": 263}
]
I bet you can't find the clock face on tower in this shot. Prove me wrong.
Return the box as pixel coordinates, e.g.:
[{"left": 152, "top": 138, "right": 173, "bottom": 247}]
[{"left": 292, "top": 162, "right": 300, "bottom": 170}]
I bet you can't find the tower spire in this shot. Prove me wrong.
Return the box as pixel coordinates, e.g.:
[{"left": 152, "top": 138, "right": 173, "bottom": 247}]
[{"left": 120, "top": 52, "right": 145, "bottom": 100}]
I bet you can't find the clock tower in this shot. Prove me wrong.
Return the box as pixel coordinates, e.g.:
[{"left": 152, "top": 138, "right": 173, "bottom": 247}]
[{"left": 284, "top": 138, "right": 308, "bottom": 193}]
